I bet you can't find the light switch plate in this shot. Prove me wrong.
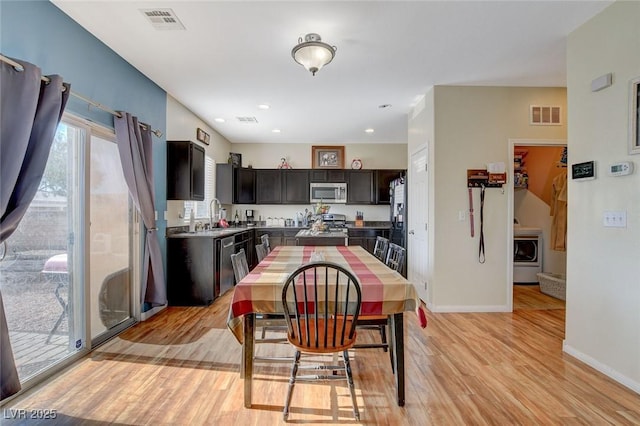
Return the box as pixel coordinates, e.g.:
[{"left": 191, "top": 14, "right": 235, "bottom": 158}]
[{"left": 603, "top": 210, "right": 626, "bottom": 227}]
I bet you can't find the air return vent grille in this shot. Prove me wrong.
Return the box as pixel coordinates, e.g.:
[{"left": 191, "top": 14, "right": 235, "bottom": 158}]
[
  {"left": 236, "top": 117, "right": 259, "bottom": 124},
  {"left": 530, "top": 105, "right": 561, "bottom": 125},
  {"left": 140, "top": 9, "right": 185, "bottom": 30}
]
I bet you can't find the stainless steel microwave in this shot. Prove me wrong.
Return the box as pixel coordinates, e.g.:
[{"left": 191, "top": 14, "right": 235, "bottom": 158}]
[{"left": 310, "top": 182, "right": 347, "bottom": 203}]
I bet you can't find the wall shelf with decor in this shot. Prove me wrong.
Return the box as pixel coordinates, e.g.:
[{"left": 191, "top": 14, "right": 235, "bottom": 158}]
[{"left": 514, "top": 149, "right": 528, "bottom": 190}]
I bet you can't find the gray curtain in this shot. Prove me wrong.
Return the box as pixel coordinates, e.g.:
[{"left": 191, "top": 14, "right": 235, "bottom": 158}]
[
  {"left": 114, "top": 113, "right": 166, "bottom": 307},
  {"left": 0, "top": 58, "right": 69, "bottom": 400}
]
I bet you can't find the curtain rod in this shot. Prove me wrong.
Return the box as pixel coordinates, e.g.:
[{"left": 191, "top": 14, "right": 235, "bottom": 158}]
[{"left": 1, "top": 54, "right": 163, "bottom": 137}]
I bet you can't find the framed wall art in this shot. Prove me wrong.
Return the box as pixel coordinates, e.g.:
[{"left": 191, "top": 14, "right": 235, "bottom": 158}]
[
  {"left": 229, "top": 152, "right": 242, "bottom": 167},
  {"left": 196, "top": 127, "right": 210, "bottom": 145},
  {"left": 311, "top": 145, "right": 345, "bottom": 169},
  {"left": 629, "top": 76, "right": 640, "bottom": 155}
]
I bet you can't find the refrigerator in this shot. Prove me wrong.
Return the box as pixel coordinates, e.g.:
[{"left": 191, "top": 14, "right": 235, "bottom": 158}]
[{"left": 389, "top": 175, "right": 407, "bottom": 250}]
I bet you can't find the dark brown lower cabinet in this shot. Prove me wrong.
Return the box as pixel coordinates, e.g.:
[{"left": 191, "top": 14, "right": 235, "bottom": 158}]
[
  {"left": 348, "top": 228, "right": 390, "bottom": 254},
  {"left": 167, "top": 237, "right": 216, "bottom": 306}
]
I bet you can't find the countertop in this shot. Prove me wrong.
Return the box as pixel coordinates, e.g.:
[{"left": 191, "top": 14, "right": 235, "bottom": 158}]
[
  {"left": 167, "top": 222, "right": 391, "bottom": 238},
  {"left": 167, "top": 227, "right": 252, "bottom": 238},
  {"left": 295, "top": 229, "right": 349, "bottom": 238}
]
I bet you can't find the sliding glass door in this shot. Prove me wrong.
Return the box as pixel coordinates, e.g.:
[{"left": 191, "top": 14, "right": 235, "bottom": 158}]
[{"left": 0, "top": 116, "right": 137, "bottom": 385}]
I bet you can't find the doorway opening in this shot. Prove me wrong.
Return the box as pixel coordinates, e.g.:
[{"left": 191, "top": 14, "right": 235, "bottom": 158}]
[{"left": 508, "top": 139, "right": 567, "bottom": 312}]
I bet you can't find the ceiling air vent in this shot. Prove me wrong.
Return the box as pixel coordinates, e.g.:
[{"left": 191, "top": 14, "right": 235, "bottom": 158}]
[
  {"left": 236, "top": 117, "right": 259, "bottom": 124},
  {"left": 530, "top": 105, "right": 561, "bottom": 125},
  {"left": 140, "top": 9, "right": 185, "bottom": 30}
]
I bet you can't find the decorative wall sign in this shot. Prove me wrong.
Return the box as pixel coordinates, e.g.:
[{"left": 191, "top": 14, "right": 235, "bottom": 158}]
[
  {"left": 196, "top": 127, "right": 210, "bottom": 145},
  {"left": 571, "top": 161, "right": 596, "bottom": 181},
  {"left": 312, "top": 145, "right": 345, "bottom": 169}
]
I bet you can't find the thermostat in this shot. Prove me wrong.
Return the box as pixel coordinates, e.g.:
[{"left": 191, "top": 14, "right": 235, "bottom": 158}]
[{"left": 608, "top": 161, "right": 634, "bottom": 177}]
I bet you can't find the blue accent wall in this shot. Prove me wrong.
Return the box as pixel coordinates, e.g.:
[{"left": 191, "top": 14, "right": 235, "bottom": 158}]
[{"left": 1, "top": 1, "right": 168, "bottom": 308}]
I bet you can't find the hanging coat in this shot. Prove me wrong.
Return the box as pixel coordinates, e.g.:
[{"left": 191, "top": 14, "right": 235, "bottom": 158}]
[{"left": 550, "top": 171, "right": 568, "bottom": 251}]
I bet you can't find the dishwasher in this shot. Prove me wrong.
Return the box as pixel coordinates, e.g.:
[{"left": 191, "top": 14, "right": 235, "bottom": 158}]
[{"left": 218, "top": 236, "right": 235, "bottom": 296}]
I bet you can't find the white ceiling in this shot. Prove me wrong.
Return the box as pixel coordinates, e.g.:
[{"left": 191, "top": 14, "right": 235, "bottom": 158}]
[{"left": 51, "top": 1, "right": 612, "bottom": 144}]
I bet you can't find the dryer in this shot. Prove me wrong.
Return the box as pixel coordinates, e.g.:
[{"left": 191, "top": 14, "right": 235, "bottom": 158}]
[{"left": 514, "top": 227, "right": 542, "bottom": 283}]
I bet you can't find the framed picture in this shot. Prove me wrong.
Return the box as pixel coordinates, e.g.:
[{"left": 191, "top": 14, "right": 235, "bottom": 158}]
[
  {"left": 196, "top": 127, "right": 210, "bottom": 145},
  {"left": 629, "top": 76, "right": 640, "bottom": 155},
  {"left": 229, "top": 152, "right": 242, "bottom": 167},
  {"left": 312, "top": 145, "right": 345, "bottom": 169}
]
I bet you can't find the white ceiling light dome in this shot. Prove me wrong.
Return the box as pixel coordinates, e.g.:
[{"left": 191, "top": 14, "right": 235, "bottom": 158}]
[{"left": 292, "top": 33, "right": 336, "bottom": 76}]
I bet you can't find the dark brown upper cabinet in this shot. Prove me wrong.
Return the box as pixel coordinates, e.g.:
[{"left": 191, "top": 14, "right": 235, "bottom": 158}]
[
  {"left": 346, "top": 170, "right": 375, "bottom": 204},
  {"left": 282, "top": 169, "right": 309, "bottom": 204},
  {"left": 216, "top": 164, "right": 256, "bottom": 204},
  {"left": 376, "top": 170, "right": 404, "bottom": 204},
  {"left": 255, "top": 169, "right": 282, "bottom": 204},
  {"left": 309, "top": 169, "right": 347, "bottom": 183},
  {"left": 167, "top": 140, "right": 205, "bottom": 201}
]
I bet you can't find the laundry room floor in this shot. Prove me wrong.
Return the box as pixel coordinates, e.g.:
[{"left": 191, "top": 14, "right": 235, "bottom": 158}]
[{"left": 513, "top": 284, "right": 566, "bottom": 311}]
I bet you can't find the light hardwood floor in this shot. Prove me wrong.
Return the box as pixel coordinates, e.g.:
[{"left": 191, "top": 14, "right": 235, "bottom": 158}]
[{"left": 3, "top": 285, "right": 639, "bottom": 425}]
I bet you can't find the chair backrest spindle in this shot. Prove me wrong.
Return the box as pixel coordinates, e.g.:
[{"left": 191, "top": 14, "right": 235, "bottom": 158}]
[{"left": 282, "top": 261, "right": 362, "bottom": 352}]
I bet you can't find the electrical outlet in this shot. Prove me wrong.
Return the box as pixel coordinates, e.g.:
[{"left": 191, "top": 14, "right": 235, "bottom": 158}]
[
  {"left": 603, "top": 210, "right": 626, "bottom": 227},
  {"left": 458, "top": 210, "right": 466, "bottom": 221}
]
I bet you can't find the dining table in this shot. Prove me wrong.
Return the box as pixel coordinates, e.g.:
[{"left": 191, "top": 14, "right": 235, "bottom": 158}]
[{"left": 227, "top": 245, "right": 428, "bottom": 408}]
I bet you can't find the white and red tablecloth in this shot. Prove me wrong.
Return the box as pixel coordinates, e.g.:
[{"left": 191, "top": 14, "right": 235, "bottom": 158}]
[{"left": 227, "top": 245, "right": 427, "bottom": 343}]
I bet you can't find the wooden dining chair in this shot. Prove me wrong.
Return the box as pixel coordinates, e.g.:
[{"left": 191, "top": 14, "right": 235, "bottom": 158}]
[
  {"left": 281, "top": 261, "right": 362, "bottom": 421},
  {"left": 255, "top": 243, "right": 268, "bottom": 263},
  {"left": 231, "top": 249, "right": 290, "bottom": 372},
  {"left": 260, "top": 234, "right": 271, "bottom": 253},
  {"left": 386, "top": 242, "right": 406, "bottom": 275},
  {"left": 373, "top": 236, "right": 389, "bottom": 262},
  {"left": 354, "top": 235, "right": 393, "bottom": 371},
  {"left": 230, "top": 249, "right": 250, "bottom": 284}
]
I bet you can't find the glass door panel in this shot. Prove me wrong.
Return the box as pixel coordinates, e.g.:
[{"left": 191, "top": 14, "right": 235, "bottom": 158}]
[
  {"left": 89, "top": 135, "right": 133, "bottom": 343},
  {"left": 0, "top": 122, "right": 85, "bottom": 380}
]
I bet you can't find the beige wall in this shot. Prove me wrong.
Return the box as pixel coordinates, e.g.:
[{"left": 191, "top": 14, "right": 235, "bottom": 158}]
[
  {"left": 165, "top": 95, "right": 232, "bottom": 225},
  {"left": 420, "top": 86, "right": 567, "bottom": 310},
  {"left": 233, "top": 142, "right": 407, "bottom": 169},
  {"left": 565, "top": 1, "right": 640, "bottom": 393}
]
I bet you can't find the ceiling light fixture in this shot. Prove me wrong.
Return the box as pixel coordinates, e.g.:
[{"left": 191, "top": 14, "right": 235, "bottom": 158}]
[
  {"left": 258, "top": 104, "right": 270, "bottom": 110},
  {"left": 291, "top": 33, "right": 336, "bottom": 76},
  {"left": 214, "top": 118, "right": 225, "bottom": 123},
  {"left": 365, "top": 128, "right": 375, "bottom": 133}
]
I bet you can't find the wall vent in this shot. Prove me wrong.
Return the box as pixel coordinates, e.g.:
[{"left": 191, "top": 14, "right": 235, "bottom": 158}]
[
  {"left": 236, "top": 116, "right": 259, "bottom": 124},
  {"left": 140, "top": 9, "right": 185, "bottom": 30},
  {"left": 530, "top": 105, "right": 561, "bottom": 125}
]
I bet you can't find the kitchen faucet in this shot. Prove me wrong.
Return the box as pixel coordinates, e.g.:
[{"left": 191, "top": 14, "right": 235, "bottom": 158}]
[{"left": 209, "top": 198, "right": 222, "bottom": 228}]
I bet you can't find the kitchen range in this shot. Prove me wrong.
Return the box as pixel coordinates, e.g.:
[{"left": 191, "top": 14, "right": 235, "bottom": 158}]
[{"left": 295, "top": 213, "right": 349, "bottom": 246}]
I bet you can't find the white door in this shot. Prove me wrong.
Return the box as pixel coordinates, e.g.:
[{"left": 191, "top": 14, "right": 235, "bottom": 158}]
[{"left": 408, "top": 146, "right": 429, "bottom": 302}]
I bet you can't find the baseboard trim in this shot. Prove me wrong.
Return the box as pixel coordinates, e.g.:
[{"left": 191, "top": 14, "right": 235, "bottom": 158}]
[
  {"left": 563, "top": 341, "right": 640, "bottom": 395},
  {"left": 429, "top": 304, "right": 510, "bottom": 313},
  {"left": 140, "top": 304, "right": 167, "bottom": 321}
]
